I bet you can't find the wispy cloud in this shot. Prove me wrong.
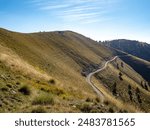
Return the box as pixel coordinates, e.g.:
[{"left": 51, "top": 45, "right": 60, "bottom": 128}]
[
  {"left": 30, "top": 0, "right": 121, "bottom": 24},
  {"left": 40, "top": 4, "right": 71, "bottom": 10}
]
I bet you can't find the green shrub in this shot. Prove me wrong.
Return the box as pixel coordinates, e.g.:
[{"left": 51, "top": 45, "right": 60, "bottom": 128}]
[
  {"left": 19, "top": 85, "right": 31, "bottom": 95},
  {"left": 32, "top": 93, "right": 54, "bottom": 105}
]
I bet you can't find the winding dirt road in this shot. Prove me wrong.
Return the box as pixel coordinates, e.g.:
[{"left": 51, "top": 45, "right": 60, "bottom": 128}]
[{"left": 86, "top": 56, "right": 118, "bottom": 103}]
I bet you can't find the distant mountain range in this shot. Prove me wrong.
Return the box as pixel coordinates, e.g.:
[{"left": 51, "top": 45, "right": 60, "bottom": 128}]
[
  {"left": 102, "top": 39, "right": 150, "bottom": 61},
  {"left": 0, "top": 28, "right": 150, "bottom": 113}
]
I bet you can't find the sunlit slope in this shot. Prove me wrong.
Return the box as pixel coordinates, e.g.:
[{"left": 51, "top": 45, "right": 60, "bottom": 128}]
[
  {"left": 0, "top": 28, "right": 149, "bottom": 112},
  {"left": 0, "top": 28, "right": 117, "bottom": 112},
  {"left": 0, "top": 28, "right": 114, "bottom": 96}
]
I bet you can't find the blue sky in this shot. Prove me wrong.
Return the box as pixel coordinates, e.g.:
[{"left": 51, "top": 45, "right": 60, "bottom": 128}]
[{"left": 0, "top": 0, "right": 150, "bottom": 43}]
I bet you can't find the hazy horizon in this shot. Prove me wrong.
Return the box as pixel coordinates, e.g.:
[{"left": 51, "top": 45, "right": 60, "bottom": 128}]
[{"left": 0, "top": 0, "right": 150, "bottom": 43}]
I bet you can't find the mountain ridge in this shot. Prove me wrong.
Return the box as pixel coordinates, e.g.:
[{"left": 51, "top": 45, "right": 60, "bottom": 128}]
[{"left": 102, "top": 39, "right": 150, "bottom": 61}]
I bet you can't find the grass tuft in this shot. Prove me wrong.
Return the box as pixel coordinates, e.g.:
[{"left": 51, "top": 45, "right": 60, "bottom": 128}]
[
  {"left": 32, "top": 93, "right": 54, "bottom": 105},
  {"left": 31, "top": 107, "right": 46, "bottom": 113},
  {"left": 80, "top": 103, "right": 92, "bottom": 113}
]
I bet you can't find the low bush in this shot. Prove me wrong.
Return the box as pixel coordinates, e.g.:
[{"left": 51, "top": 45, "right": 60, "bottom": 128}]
[
  {"left": 85, "top": 97, "right": 93, "bottom": 102},
  {"left": 48, "top": 79, "right": 55, "bottom": 85},
  {"left": 95, "top": 97, "right": 100, "bottom": 103},
  {"left": 18, "top": 85, "right": 31, "bottom": 95}
]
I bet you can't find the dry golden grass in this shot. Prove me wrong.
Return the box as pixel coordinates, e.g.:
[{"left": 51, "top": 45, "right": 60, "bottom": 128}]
[
  {"left": 92, "top": 77, "right": 143, "bottom": 112},
  {"left": 92, "top": 58, "right": 150, "bottom": 112},
  {"left": 0, "top": 45, "right": 52, "bottom": 81}
]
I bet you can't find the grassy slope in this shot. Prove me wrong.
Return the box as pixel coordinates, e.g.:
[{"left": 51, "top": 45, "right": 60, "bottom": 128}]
[
  {"left": 120, "top": 55, "right": 150, "bottom": 82},
  {"left": 94, "top": 57, "right": 150, "bottom": 112},
  {"left": 0, "top": 28, "right": 150, "bottom": 112}
]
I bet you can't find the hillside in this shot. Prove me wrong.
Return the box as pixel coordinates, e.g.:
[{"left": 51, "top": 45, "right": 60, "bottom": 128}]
[
  {"left": 119, "top": 55, "right": 150, "bottom": 82},
  {"left": 0, "top": 28, "right": 150, "bottom": 113},
  {"left": 102, "top": 39, "right": 150, "bottom": 82},
  {"left": 103, "top": 39, "right": 150, "bottom": 61}
]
